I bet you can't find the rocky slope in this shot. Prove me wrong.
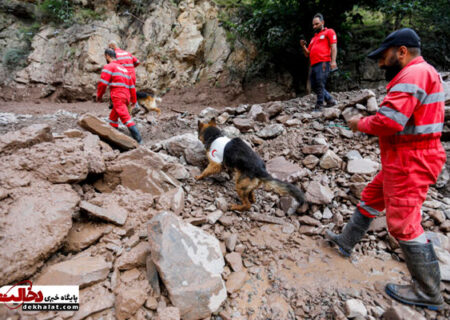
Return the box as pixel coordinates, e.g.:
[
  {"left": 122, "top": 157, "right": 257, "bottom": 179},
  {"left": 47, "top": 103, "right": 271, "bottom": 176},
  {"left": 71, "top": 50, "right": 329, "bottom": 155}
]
[
  {"left": 0, "top": 83, "right": 450, "bottom": 319},
  {"left": 0, "top": 0, "right": 257, "bottom": 101}
]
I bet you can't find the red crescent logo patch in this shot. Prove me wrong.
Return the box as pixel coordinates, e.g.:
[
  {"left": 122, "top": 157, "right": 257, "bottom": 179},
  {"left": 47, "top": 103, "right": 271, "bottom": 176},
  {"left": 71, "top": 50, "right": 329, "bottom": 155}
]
[{"left": 211, "top": 149, "right": 217, "bottom": 157}]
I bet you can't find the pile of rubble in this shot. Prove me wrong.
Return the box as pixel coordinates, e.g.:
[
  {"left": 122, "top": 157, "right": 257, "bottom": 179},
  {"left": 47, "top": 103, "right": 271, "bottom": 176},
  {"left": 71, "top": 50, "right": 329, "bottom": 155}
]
[{"left": 0, "top": 84, "right": 449, "bottom": 319}]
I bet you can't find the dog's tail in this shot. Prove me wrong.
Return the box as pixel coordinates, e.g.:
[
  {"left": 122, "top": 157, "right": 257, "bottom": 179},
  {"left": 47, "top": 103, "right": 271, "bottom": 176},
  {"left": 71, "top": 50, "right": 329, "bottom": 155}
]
[{"left": 261, "top": 175, "right": 305, "bottom": 206}]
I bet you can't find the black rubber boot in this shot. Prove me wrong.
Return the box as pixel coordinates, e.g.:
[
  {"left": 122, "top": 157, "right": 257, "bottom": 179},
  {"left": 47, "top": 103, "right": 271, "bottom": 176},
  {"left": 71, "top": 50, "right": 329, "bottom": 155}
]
[
  {"left": 128, "top": 125, "right": 142, "bottom": 144},
  {"left": 325, "top": 208, "right": 372, "bottom": 257},
  {"left": 385, "top": 241, "right": 444, "bottom": 310}
]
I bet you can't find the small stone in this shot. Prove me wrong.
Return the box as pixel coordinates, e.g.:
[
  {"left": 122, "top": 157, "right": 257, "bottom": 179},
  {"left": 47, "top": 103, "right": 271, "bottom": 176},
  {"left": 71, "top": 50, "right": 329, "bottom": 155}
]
[
  {"left": 145, "top": 296, "right": 158, "bottom": 310},
  {"left": 256, "top": 124, "right": 285, "bottom": 139},
  {"left": 319, "top": 150, "right": 342, "bottom": 169},
  {"left": 226, "top": 271, "right": 247, "bottom": 293},
  {"left": 428, "top": 210, "right": 446, "bottom": 224},
  {"left": 323, "top": 207, "right": 333, "bottom": 219},
  {"left": 225, "top": 252, "right": 243, "bottom": 272},
  {"left": 225, "top": 234, "right": 238, "bottom": 252},
  {"left": 345, "top": 299, "right": 367, "bottom": 318},
  {"left": 302, "top": 155, "right": 320, "bottom": 169}
]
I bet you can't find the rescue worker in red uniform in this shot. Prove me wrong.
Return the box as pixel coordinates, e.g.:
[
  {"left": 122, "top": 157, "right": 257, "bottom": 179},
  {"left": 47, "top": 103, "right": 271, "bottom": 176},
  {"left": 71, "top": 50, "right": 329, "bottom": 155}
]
[
  {"left": 326, "top": 28, "right": 446, "bottom": 310},
  {"left": 300, "top": 13, "right": 338, "bottom": 111},
  {"left": 97, "top": 48, "right": 142, "bottom": 144},
  {"left": 108, "top": 40, "right": 140, "bottom": 86}
]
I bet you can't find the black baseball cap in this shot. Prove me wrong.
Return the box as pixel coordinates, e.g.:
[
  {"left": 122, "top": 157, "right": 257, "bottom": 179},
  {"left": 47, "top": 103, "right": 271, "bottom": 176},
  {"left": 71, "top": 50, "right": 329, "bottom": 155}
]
[{"left": 368, "top": 28, "right": 421, "bottom": 60}]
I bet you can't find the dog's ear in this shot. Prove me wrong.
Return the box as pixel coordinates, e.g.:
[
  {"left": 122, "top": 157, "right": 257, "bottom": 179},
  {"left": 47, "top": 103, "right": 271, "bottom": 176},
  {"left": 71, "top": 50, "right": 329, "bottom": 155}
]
[
  {"left": 198, "top": 120, "right": 203, "bottom": 130},
  {"left": 208, "top": 117, "right": 216, "bottom": 126}
]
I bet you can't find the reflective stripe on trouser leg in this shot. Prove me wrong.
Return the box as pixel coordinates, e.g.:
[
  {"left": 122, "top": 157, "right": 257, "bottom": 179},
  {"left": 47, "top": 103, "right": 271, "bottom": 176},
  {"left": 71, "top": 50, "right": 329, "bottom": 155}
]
[
  {"left": 357, "top": 171, "right": 385, "bottom": 218},
  {"left": 111, "top": 96, "right": 134, "bottom": 127},
  {"left": 399, "top": 233, "right": 428, "bottom": 244},
  {"left": 109, "top": 109, "right": 119, "bottom": 128},
  {"left": 383, "top": 147, "right": 446, "bottom": 241}
]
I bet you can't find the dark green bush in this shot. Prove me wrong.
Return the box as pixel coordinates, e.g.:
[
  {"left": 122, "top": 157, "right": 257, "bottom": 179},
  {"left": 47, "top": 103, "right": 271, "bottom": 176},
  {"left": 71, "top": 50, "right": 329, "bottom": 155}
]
[{"left": 38, "top": 0, "right": 73, "bottom": 25}]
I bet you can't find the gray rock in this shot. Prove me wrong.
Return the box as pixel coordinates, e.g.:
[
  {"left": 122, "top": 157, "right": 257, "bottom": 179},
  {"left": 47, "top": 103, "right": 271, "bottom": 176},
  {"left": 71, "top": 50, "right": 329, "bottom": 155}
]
[
  {"left": 233, "top": 118, "right": 254, "bottom": 132},
  {"left": 302, "top": 154, "right": 320, "bottom": 169},
  {"left": 319, "top": 150, "right": 343, "bottom": 169},
  {"left": 222, "top": 126, "right": 241, "bottom": 138},
  {"left": 302, "top": 144, "right": 329, "bottom": 155},
  {"left": 256, "top": 124, "right": 285, "bottom": 139},
  {"left": 217, "top": 112, "right": 230, "bottom": 125},
  {"left": 323, "top": 207, "right": 333, "bottom": 219},
  {"left": 347, "top": 158, "right": 380, "bottom": 174},
  {"left": 236, "top": 104, "right": 250, "bottom": 114},
  {"left": 382, "top": 305, "right": 426, "bottom": 320},
  {"left": 148, "top": 212, "right": 227, "bottom": 320},
  {"left": 342, "top": 107, "right": 363, "bottom": 122},
  {"left": 339, "top": 127, "right": 354, "bottom": 139},
  {"left": 36, "top": 256, "right": 111, "bottom": 288},
  {"left": 267, "top": 101, "right": 283, "bottom": 118},
  {"left": 0, "top": 123, "right": 53, "bottom": 154},
  {"left": 0, "top": 184, "right": 79, "bottom": 286},
  {"left": 80, "top": 200, "right": 128, "bottom": 226},
  {"left": 345, "top": 299, "right": 367, "bottom": 318},
  {"left": 248, "top": 104, "right": 269, "bottom": 122},
  {"left": 199, "top": 107, "right": 220, "bottom": 121},
  {"left": 345, "top": 150, "right": 363, "bottom": 160},
  {"left": 323, "top": 107, "right": 341, "bottom": 120},
  {"left": 162, "top": 133, "right": 206, "bottom": 166},
  {"left": 366, "top": 96, "right": 378, "bottom": 113},
  {"left": 78, "top": 113, "right": 138, "bottom": 150},
  {"left": 305, "top": 181, "right": 334, "bottom": 204},
  {"left": 266, "top": 156, "right": 307, "bottom": 182},
  {"left": 436, "top": 166, "right": 449, "bottom": 189}
]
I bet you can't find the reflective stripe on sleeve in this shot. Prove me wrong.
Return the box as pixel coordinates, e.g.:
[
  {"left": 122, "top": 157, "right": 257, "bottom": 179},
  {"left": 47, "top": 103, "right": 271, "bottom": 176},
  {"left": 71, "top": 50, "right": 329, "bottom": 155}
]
[{"left": 378, "top": 106, "right": 409, "bottom": 127}]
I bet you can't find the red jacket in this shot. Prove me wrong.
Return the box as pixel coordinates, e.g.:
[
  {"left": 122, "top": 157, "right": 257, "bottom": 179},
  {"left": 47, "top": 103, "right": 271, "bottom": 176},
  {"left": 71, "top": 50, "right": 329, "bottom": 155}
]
[
  {"left": 358, "top": 56, "right": 445, "bottom": 150},
  {"left": 97, "top": 60, "right": 137, "bottom": 103},
  {"left": 115, "top": 48, "right": 139, "bottom": 78}
]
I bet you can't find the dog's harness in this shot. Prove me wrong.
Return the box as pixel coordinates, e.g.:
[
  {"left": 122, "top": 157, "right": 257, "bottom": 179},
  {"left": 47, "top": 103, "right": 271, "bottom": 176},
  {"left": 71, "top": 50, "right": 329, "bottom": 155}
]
[{"left": 209, "top": 136, "right": 231, "bottom": 164}]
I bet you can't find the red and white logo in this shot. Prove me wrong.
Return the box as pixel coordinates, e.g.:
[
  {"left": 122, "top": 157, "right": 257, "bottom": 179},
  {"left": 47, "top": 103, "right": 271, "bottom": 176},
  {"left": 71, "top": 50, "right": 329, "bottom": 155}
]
[{"left": 0, "top": 280, "right": 79, "bottom": 311}]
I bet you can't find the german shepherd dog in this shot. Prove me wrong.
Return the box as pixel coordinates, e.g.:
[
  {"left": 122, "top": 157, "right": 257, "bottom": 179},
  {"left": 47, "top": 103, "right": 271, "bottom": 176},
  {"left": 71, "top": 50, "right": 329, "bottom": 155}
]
[
  {"left": 196, "top": 118, "right": 305, "bottom": 211},
  {"left": 131, "top": 91, "right": 162, "bottom": 115}
]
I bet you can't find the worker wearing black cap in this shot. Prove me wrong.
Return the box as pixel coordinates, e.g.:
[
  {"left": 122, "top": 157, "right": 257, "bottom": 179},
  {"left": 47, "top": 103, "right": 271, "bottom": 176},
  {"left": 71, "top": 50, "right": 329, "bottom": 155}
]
[{"left": 326, "top": 28, "right": 446, "bottom": 310}]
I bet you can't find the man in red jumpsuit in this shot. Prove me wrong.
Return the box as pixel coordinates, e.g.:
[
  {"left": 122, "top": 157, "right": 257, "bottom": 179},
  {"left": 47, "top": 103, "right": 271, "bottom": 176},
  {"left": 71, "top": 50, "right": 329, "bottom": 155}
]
[
  {"left": 326, "top": 28, "right": 446, "bottom": 310},
  {"left": 108, "top": 40, "right": 140, "bottom": 86},
  {"left": 97, "top": 48, "right": 142, "bottom": 144}
]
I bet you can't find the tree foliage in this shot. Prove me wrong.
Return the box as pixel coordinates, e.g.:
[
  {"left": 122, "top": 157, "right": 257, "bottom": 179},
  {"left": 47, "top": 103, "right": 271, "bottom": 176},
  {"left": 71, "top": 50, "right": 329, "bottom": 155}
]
[{"left": 218, "top": 0, "right": 449, "bottom": 91}]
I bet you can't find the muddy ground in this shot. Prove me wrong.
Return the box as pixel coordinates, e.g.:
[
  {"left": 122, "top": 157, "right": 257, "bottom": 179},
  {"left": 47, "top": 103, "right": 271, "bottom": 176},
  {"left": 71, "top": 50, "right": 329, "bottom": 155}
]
[{"left": 0, "top": 86, "right": 449, "bottom": 320}]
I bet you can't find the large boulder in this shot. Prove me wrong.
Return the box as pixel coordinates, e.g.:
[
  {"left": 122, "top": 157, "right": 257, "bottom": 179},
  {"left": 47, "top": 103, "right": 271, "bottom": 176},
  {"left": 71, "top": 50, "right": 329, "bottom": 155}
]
[
  {"left": 0, "top": 184, "right": 79, "bottom": 286},
  {"left": 0, "top": 123, "right": 53, "bottom": 154},
  {"left": 18, "top": 137, "right": 90, "bottom": 183},
  {"left": 78, "top": 113, "right": 139, "bottom": 151},
  {"left": 148, "top": 211, "right": 227, "bottom": 320}
]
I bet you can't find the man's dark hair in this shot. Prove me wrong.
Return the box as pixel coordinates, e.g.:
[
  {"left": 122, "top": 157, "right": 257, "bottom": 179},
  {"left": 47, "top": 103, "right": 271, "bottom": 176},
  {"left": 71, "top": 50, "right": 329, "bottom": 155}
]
[
  {"left": 408, "top": 47, "right": 421, "bottom": 56},
  {"left": 314, "top": 13, "right": 324, "bottom": 21},
  {"left": 104, "top": 48, "right": 116, "bottom": 59}
]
